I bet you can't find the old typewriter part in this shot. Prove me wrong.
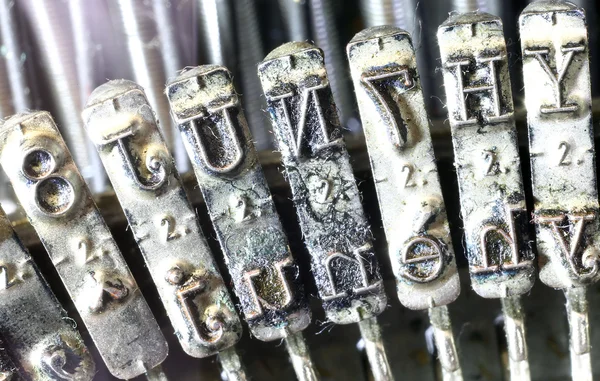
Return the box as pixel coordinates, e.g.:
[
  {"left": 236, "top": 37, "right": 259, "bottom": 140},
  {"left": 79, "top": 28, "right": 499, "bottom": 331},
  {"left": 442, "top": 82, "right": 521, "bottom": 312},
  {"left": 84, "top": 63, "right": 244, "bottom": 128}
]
[{"left": 3, "top": 0, "right": 600, "bottom": 380}]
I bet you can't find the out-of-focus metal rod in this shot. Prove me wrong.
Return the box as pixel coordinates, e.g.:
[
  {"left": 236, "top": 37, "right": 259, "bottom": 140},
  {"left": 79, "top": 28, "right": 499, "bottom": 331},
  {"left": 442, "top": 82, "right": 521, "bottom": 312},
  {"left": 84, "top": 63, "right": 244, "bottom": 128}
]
[
  {"left": 232, "top": 0, "right": 269, "bottom": 149},
  {"left": 285, "top": 331, "right": 320, "bottom": 381},
  {"left": 152, "top": 0, "right": 189, "bottom": 172},
  {"left": 145, "top": 364, "right": 169, "bottom": 381},
  {"left": 197, "top": 0, "right": 236, "bottom": 68},
  {"left": 501, "top": 296, "right": 531, "bottom": 381},
  {"left": 278, "top": 0, "right": 309, "bottom": 41},
  {"left": 358, "top": 317, "right": 393, "bottom": 381},
  {"left": 359, "top": 0, "right": 394, "bottom": 26},
  {"left": 24, "top": 0, "right": 92, "bottom": 181},
  {"left": 429, "top": 306, "right": 463, "bottom": 381},
  {"left": 565, "top": 287, "right": 592, "bottom": 381},
  {"left": 117, "top": 0, "right": 177, "bottom": 156},
  {"left": 219, "top": 347, "right": 249, "bottom": 381},
  {"left": 68, "top": 0, "right": 106, "bottom": 193},
  {"left": 0, "top": 0, "right": 30, "bottom": 112},
  {"left": 308, "top": 0, "right": 353, "bottom": 126}
]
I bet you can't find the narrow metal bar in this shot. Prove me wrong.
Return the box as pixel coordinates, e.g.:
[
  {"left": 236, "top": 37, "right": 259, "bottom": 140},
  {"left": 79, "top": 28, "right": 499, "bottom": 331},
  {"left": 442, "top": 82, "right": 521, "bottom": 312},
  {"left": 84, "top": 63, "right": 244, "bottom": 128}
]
[
  {"left": 151, "top": 0, "right": 189, "bottom": 172},
  {"left": 0, "top": 111, "right": 168, "bottom": 379},
  {"left": 197, "top": 0, "right": 236, "bottom": 68},
  {"left": 501, "top": 296, "right": 530, "bottom": 381},
  {"left": 258, "top": 42, "right": 390, "bottom": 380},
  {"left": 347, "top": 26, "right": 462, "bottom": 379},
  {"left": 565, "top": 287, "right": 592, "bottom": 381},
  {"left": 285, "top": 331, "right": 319, "bottom": 381},
  {"left": 82, "top": 80, "right": 242, "bottom": 358},
  {"left": 429, "top": 306, "right": 462, "bottom": 381},
  {"left": 358, "top": 317, "right": 393, "bottom": 381},
  {"left": 519, "top": 3, "right": 599, "bottom": 380},
  {"left": 166, "top": 66, "right": 318, "bottom": 380},
  {"left": 145, "top": 364, "right": 169, "bottom": 381},
  {"left": 218, "top": 347, "right": 249, "bottom": 381},
  {"left": 116, "top": 0, "right": 181, "bottom": 165},
  {"left": 0, "top": 206, "right": 95, "bottom": 380},
  {"left": 68, "top": 0, "right": 106, "bottom": 193},
  {"left": 437, "top": 12, "right": 534, "bottom": 381}
]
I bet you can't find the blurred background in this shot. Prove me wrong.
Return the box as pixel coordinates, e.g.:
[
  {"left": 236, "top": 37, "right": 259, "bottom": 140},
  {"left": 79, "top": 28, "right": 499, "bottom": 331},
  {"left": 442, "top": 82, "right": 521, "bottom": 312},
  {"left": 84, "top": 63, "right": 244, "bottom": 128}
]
[{"left": 2, "top": 0, "right": 600, "bottom": 380}]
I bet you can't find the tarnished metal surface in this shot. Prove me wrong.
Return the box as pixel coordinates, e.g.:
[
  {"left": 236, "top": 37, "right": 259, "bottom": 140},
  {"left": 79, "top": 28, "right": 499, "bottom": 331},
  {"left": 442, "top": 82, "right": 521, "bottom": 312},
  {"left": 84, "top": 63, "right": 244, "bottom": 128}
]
[
  {"left": 520, "top": 0, "right": 600, "bottom": 289},
  {"left": 166, "top": 65, "right": 311, "bottom": 340},
  {"left": 347, "top": 26, "right": 463, "bottom": 380},
  {"left": 347, "top": 25, "right": 460, "bottom": 310},
  {"left": 258, "top": 42, "right": 387, "bottom": 325},
  {"left": 520, "top": 2, "right": 599, "bottom": 379},
  {"left": 438, "top": 12, "right": 534, "bottom": 380},
  {"left": 437, "top": 12, "right": 534, "bottom": 299},
  {"left": 82, "top": 80, "right": 242, "bottom": 358},
  {"left": 0, "top": 111, "right": 168, "bottom": 379},
  {"left": 0, "top": 207, "right": 94, "bottom": 380}
]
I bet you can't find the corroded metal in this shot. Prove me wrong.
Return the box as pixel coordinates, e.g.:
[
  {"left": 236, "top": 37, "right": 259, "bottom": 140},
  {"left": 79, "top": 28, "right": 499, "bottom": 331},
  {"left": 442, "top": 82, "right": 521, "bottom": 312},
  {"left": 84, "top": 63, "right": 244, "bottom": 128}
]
[
  {"left": 82, "top": 80, "right": 242, "bottom": 358},
  {"left": 258, "top": 42, "right": 392, "bottom": 380},
  {"left": 0, "top": 206, "right": 95, "bottom": 380},
  {"left": 166, "top": 66, "right": 311, "bottom": 342},
  {"left": 0, "top": 111, "right": 168, "bottom": 380},
  {"left": 347, "top": 26, "right": 462, "bottom": 381},
  {"left": 438, "top": 12, "right": 533, "bottom": 380},
  {"left": 437, "top": 13, "right": 534, "bottom": 298},
  {"left": 258, "top": 42, "right": 387, "bottom": 325},
  {"left": 519, "top": 2, "right": 598, "bottom": 379}
]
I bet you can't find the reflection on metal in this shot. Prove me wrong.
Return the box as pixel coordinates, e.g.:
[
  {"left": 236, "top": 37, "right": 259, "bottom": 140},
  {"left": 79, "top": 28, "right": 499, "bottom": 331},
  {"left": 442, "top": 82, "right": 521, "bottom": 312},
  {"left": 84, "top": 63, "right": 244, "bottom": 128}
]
[
  {"left": 0, "top": 111, "right": 167, "bottom": 379},
  {"left": 438, "top": 12, "right": 533, "bottom": 380},
  {"left": 520, "top": 2, "right": 600, "bottom": 380}
]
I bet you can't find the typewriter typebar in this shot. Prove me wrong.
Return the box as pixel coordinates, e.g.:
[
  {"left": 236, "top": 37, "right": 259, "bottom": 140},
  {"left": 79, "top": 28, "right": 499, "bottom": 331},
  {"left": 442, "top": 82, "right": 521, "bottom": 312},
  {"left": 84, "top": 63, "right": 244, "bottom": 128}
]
[
  {"left": 165, "top": 66, "right": 310, "bottom": 341},
  {"left": 82, "top": 80, "right": 243, "bottom": 358},
  {"left": 347, "top": 25, "right": 460, "bottom": 309},
  {"left": 0, "top": 112, "right": 168, "bottom": 379},
  {"left": 520, "top": 1, "right": 599, "bottom": 380},
  {"left": 520, "top": 1, "right": 600, "bottom": 289},
  {"left": 0, "top": 206, "right": 95, "bottom": 380},
  {"left": 166, "top": 66, "right": 318, "bottom": 381},
  {"left": 257, "top": 42, "right": 386, "bottom": 324},
  {"left": 437, "top": 13, "right": 535, "bottom": 298},
  {"left": 438, "top": 11, "right": 534, "bottom": 380},
  {"left": 258, "top": 42, "right": 393, "bottom": 381},
  {"left": 347, "top": 25, "right": 463, "bottom": 379}
]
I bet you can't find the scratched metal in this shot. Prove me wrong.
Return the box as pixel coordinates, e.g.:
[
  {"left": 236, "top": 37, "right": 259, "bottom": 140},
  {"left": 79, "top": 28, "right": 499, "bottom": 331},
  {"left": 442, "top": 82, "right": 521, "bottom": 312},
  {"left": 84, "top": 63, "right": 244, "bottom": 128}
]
[
  {"left": 520, "top": 1, "right": 600, "bottom": 290},
  {"left": 0, "top": 207, "right": 94, "bottom": 380},
  {"left": 0, "top": 112, "right": 168, "bottom": 380},
  {"left": 82, "top": 80, "right": 242, "bottom": 357},
  {"left": 258, "top": 42, "right": 387, "bottom": 324},
  {"left": 166, "top": 66, "right": 311, "bottom": 341},
  {"left": 347, "top": 26, "right": 460, "bottom": 310},
  {"left": 437, "top": 13, "right": 535, "bottom": 299}
]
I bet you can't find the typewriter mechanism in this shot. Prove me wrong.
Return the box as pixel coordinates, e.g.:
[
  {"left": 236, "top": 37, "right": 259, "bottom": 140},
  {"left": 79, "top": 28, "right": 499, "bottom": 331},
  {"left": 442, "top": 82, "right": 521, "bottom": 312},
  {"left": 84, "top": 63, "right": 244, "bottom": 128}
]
[{"left": 0, "top": 0, "right": 599, "bottom": 380}]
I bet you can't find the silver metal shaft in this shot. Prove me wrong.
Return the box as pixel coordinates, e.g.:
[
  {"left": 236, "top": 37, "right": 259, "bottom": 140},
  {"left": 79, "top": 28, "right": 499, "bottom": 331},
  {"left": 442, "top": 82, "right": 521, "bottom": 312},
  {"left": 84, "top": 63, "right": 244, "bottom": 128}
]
[
  {"left": 278, "top": 0, "right": 309, "bottom": 41},
  {"left": 565, "top": 287, "right": 592, "bottom": 381},
  {"left": 145, "top": 364, "right": 169, "bottom": 381},
  {"left": 151, "top": 0, "right": 189, "bottom": 173},
  {"left": 116, "top": 0, "right": 179, "bottom": 163},
  {"left": 0, "top": 0, "right": 30, "bottom": 112},
  {"left": 285, "top": 331, "right": 320, "bottom": 381},
  {"left": 358, "top": 317, "right": 393, "bottom": 381},
  {"left": 429, "top": 305, "right": 462, "bottom": 381},
  {"left": 197, "top": 0, "right": 236, "bottom": 68},
  {"left": 68, "top": 0, "right": 106, "bottom": 193},
  {"left": 501, "top": 296, "right": 530, "bottom": 381},
  {"left": 219, "top": 347, "right": 249, "bottom": 381},
  {"left": 308, "top": 0, "right": 353, "bottom": 126},
  {"left": 232, "top": 0, "right": 269, "bottom": 149}
]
